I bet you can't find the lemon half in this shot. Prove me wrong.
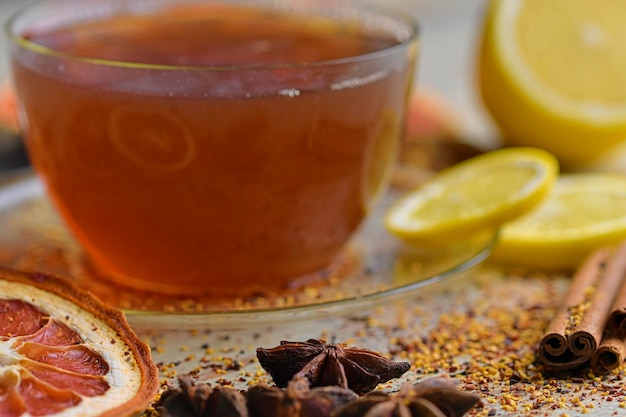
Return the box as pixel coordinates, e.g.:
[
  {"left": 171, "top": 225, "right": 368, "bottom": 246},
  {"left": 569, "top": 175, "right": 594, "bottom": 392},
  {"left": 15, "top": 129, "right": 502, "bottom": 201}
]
[{"left": 478, "top": 0, "right": 626, "bottom": 168}]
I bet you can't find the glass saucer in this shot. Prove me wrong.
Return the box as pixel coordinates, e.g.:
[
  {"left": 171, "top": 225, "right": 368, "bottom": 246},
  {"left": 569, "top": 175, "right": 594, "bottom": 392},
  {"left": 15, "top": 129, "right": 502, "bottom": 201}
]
[{"left": 0, "top": 172, "right": 495, "bottom": 329}]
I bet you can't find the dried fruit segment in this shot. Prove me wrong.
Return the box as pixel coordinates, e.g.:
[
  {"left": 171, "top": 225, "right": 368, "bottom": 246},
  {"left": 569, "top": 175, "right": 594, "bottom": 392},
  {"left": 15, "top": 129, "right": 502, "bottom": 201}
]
[
  {"left": 17, "top": 342, "right": 109, "bottom": 375},
  {"left": 0, "top": 267, "right": 158, "bottom": 417},
  {"left": 0, "top": 300, "right": 47, "bottom": 338},
  {"left": 22, "top": 362, "right": 110, "bottom": 397},
  {"left": 12, "top": 374, "right": 82, "bottom": 416},
  {"left": 17, "top": 320, "right": 83, "bottom": 346}
]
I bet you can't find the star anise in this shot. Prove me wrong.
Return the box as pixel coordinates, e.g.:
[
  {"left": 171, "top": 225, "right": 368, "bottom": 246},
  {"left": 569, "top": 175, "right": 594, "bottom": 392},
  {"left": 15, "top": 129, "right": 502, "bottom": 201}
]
[
  {"left": 256, "top": 339, "right": 411, "bottom": 395},
  {"left": 157, "top": 376, "right": 248, "bottom": 417},
  {"left": 246, "top": 377, "right": 358, "bottom": 417},
  {"left": 333, "top": 378, "right": 482, "bottom": 417}
]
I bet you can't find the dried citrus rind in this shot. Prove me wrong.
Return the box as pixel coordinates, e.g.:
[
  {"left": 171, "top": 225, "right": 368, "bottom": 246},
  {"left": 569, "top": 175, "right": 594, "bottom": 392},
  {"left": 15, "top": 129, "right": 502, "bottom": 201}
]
[{"left": 0, "top": 267, "right": 159, "bottom": 417}]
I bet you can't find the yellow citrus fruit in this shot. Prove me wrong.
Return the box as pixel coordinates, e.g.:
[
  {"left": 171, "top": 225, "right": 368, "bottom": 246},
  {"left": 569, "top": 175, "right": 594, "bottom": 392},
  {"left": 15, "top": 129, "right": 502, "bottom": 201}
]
[
  {"left": 492, "top": 172, "right": 626, "bottom": 271},
  {"left": 384, "top": 147, "right": 558, "bottom": 247},
  {"left": 0, "top": 266, "right": 159, "bottom": 416},
  {"left": 478, "top": 0, "right": 626, "bottom": 169}
]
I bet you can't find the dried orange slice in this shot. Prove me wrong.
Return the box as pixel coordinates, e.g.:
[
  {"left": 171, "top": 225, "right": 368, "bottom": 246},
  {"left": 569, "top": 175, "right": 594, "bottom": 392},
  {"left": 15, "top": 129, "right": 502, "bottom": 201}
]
[{"left": 0, "top": 267, "right": 159, "bottom": 417}]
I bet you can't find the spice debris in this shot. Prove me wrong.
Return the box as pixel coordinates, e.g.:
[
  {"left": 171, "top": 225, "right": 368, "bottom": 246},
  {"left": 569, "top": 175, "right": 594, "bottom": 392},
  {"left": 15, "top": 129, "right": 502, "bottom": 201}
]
[{"left": 137, "top": 266, "right": 626, "bottom": 417}]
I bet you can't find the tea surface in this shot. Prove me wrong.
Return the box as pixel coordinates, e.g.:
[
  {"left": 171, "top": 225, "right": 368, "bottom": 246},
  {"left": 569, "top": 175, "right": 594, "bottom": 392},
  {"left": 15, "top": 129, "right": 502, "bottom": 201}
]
[{"left": 26, "top": 4, "right": 398, "bottom": 67}]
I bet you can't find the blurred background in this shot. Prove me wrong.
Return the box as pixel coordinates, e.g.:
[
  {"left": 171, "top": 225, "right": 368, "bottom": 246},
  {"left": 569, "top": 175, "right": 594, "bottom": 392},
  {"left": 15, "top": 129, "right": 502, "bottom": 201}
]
[
  {"left": 0, "top": 0, "right": 33, "bottom": 172},
  {"left": 0, "top": 0, "right": 495, "bottom": 174}
]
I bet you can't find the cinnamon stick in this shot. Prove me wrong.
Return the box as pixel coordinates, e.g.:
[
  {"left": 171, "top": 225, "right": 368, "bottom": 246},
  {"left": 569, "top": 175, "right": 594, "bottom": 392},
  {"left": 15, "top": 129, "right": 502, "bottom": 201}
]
[
  {"left": 538, "top": 247, "right": 617, "bottom": 371},
  {"left": 591, "top": 329, "right": 626, "bottom": 375},
  {"left": 589, "top": 241, "right": 626, "bottom": 374},
  {"left": 606, "top": 242, "right": 626, "bottom": 336},
  {"left": 576, "top": 243, "right": 626, "bottom": 348}
]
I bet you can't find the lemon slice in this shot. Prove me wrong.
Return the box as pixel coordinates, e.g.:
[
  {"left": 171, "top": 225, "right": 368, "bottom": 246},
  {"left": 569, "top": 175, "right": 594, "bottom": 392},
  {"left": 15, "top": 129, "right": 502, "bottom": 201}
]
[
  {"left": 492, "top": 172, "right": 626, "bottom": 271},
  {"left": 384, "top": 147, "right": 558, "bottom": 247},
  {"left": 478, "top": 0, "right": 626, "bottom": 169},
  {"left": 109, "top": 105, "right": 196, "bottom": 173}
]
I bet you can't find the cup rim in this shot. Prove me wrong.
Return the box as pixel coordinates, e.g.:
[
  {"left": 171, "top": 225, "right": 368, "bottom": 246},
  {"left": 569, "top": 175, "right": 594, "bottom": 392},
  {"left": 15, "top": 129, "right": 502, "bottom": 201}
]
[{"left": 5, "top": 0, "right": 419, "bottom": 72}]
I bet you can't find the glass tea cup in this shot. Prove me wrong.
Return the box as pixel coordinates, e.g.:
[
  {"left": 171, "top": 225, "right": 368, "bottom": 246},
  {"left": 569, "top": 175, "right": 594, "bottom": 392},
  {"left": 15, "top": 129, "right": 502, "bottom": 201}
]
[{"left": 6, "top": 0, "right": 418, "bottom": 296}]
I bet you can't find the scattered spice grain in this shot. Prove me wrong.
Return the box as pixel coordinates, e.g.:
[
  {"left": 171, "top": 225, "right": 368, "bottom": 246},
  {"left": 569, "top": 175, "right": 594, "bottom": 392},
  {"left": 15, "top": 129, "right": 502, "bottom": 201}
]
[{"left": 141, "top": 265, "right": 626, "bottom": 416}]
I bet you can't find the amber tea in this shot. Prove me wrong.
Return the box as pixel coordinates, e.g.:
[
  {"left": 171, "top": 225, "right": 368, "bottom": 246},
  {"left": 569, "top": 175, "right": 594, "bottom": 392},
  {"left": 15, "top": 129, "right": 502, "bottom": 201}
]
[{"left": 9, "top": 0, "right": 418, "bottom": 295}]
